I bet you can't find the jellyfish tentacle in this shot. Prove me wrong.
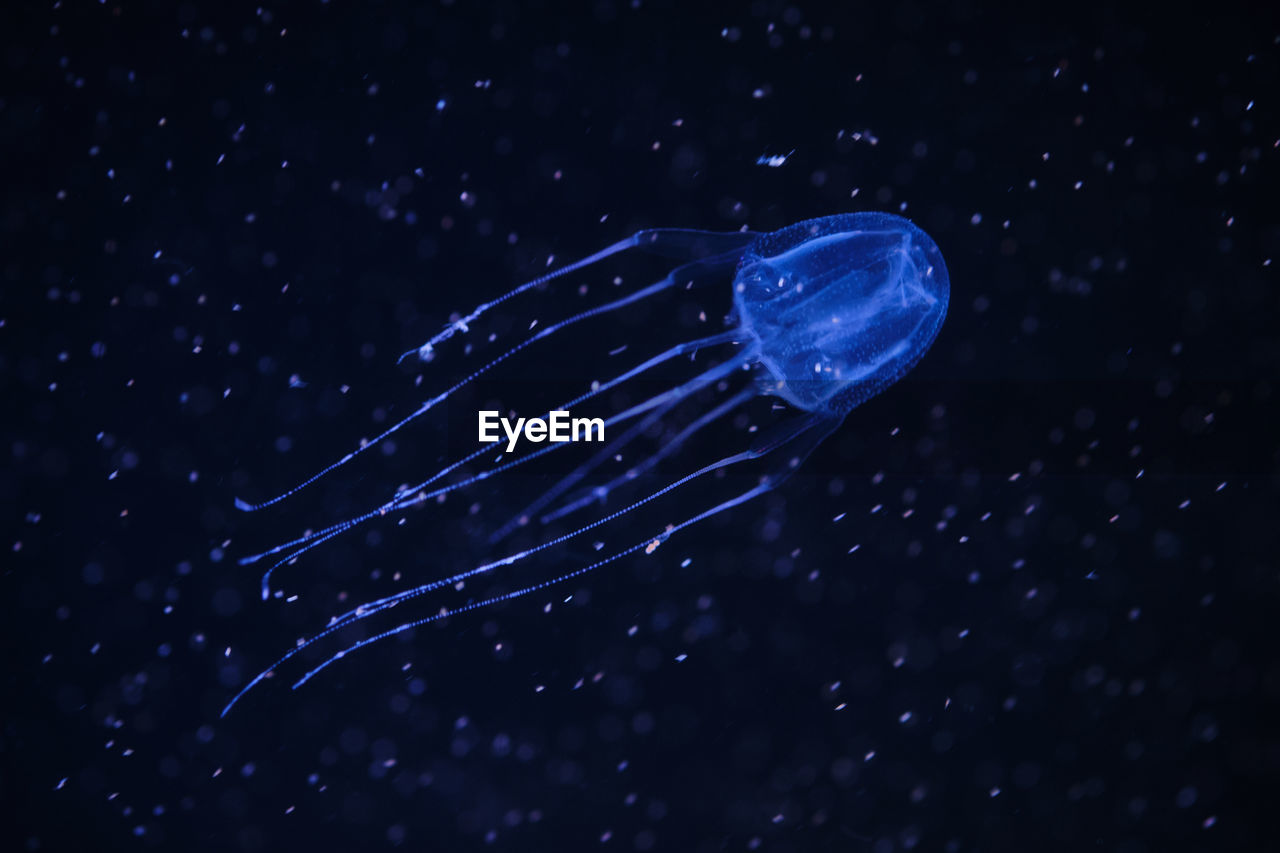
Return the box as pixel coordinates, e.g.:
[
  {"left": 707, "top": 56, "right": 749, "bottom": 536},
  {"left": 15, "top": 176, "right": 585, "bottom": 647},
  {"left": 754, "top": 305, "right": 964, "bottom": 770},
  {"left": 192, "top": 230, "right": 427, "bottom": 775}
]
[
  {"left": 489, "top": 346, "right": 755, "bottom": 544},
  {"left": 235, "top": 242, "right": 752, "bottom": 515},
  {"left": 222, "top": 411, "right": 828, "bottom": 717},
  {"left": 399, "top": 234, "right": 641, "bottom": 365},
  {"left": 240, "top": 327, "right": 742, "bottom": 568},
  {"left": 398, "top": 228, "right": 759, "bottom": 364},
  {"left": 246, "top": 333, "right": 755, "bottom": 599},
  {"left": 286, "top": 415, "right": 834, "bottom": 693},
  {"left": 235, "top": 275, "right": 663, "bottom": 515},
  {"left": 488, "top": 395, "right": 681, "bottom": 545},
  {"left": 223, "top": 441, "right": 758, "bottom": 718},
  {"left": 538, "top": 385, "right": 757, "bottom": 527}
]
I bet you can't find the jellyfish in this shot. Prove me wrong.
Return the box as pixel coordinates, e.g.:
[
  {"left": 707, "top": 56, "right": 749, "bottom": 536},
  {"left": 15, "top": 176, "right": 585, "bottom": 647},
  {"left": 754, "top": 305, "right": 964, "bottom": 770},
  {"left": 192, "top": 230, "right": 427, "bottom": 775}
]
[{"left": 222, "top": 211, "right": 949, "bottom": 717}]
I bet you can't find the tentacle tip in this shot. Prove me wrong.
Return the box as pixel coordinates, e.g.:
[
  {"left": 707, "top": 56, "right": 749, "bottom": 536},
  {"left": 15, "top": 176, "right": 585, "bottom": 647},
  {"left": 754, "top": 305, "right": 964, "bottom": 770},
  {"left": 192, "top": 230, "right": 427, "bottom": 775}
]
[
  {"left": 234, "top": 497, "right": 254, "bottom": 512},
  {"left": 397, "top": 344, "right": 434, "bottom": 366}
]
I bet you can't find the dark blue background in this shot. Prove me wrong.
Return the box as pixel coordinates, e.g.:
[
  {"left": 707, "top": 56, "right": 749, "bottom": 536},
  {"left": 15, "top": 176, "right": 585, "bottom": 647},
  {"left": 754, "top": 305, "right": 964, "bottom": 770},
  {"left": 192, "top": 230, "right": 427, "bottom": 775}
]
[{"left": 2, "top": 1, "right": 1277, "bottom": 851}]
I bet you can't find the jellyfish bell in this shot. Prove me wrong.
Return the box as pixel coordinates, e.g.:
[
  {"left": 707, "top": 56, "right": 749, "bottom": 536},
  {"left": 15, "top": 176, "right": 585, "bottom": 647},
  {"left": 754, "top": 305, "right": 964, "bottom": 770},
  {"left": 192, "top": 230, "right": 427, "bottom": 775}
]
[{"left": 732, "top": 212, "right": 949, "bottom": 414}]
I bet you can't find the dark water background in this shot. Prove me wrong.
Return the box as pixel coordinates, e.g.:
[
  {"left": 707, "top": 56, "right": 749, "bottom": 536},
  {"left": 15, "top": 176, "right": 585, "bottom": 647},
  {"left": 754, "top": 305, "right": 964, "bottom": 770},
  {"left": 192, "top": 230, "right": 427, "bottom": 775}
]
[{"left": 3, "top": 1, "right": 1278, "bottom": 851}]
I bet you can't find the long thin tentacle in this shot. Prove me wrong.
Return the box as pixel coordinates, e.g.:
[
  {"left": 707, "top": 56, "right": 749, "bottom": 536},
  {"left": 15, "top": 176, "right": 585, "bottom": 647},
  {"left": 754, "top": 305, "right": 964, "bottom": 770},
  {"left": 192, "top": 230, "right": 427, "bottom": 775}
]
[
  {"left": 236, "top": 230, "right": 758, "bottom": 515},
  {"left": 397, "top": 228, "right": 759, "bottom": 364},
  {"left": 486, "top": 397, "right": 680, "bottom": 545},
  {"left": 287, "top": 482, "right": 771, "bottom": 692},
  {"left": 246, "top": 337, "right": 758, "bottom": 599},
  {"left": 240, "top": 327, "right": 741, "bottom": 564},
  {"left": 221, "top": 411, "right": 828, "bottom": 718},
  {"left": 539, "top": 386, "right": 757, "bottom": 527},
  {"left": 286, "top": 413, "right": 834, "bottom": 691},
  {"left": 238, "top": 272, "right": 677, "bottom": 513}
]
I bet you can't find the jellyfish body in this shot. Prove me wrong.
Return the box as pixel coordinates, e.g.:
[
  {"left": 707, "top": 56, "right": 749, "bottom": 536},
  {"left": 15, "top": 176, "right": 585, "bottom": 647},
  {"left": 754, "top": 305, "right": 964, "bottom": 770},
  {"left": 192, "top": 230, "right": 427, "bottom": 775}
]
[{"left": 223, "top": 211, "right": 949, "bottom": 717}]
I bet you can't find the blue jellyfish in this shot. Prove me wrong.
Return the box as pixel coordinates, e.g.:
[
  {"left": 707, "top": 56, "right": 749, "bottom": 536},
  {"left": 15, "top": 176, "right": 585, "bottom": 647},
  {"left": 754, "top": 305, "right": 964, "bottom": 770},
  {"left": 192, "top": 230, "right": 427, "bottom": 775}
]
[{"left": 222, "top": 211, "right": 949, "bottom": 716}]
